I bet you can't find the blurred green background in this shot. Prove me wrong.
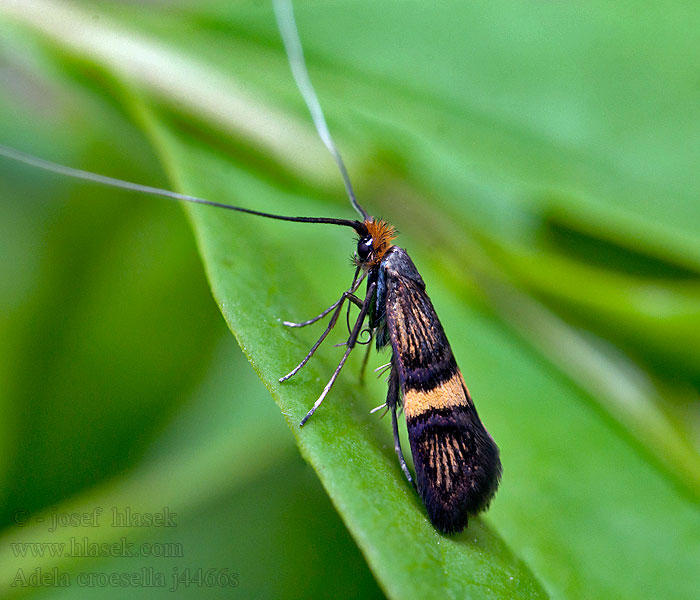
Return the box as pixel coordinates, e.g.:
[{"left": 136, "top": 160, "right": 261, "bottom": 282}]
[{"left": 0, "top": 1, "right": 699, "bottom": 599}]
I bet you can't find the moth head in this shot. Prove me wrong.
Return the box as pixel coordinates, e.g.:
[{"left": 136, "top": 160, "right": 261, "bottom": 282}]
[{"left": 354, "top": 218, "right": 397, "bottom": 268}]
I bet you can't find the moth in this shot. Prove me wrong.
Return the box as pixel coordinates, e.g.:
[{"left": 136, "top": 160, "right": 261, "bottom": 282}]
[
  {"left": 285, "top": 212, "right": 503, "bottom": 533},
  {"left": 0, "top": 0, "right": 501, "bottom": 533}
]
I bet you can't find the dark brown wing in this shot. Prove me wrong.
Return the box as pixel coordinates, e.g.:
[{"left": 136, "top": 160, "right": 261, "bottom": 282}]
[{"left": 380, "top": 247, "right": 501, "bottom": 534}]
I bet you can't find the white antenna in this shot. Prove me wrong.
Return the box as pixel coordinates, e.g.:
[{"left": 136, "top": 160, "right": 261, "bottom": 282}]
[
  {"left": 1, "top": 1, "right": 371, "bottom": 224},
  {"left": 272, "top": 0, "right": 370, "bottom": 221},
  {"left": 0, "top": 144, "right": 210, "bottom": 205},
  {"left": 0, "top": 144, "right": 364, "bottom": 230}
]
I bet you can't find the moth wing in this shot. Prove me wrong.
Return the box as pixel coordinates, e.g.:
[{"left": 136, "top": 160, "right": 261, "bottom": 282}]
[{"left": 382, "top": 249, "right": 501, "bottom": 533}]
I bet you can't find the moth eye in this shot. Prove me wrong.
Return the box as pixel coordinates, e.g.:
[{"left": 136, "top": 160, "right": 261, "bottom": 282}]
[{"left": 357, "top": 236, "right": 373, "bottom": 260}]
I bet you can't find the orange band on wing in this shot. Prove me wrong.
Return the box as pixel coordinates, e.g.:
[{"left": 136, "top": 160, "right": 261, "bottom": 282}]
[{"left": 403, "top": 372, "right": 469, "bottom": 419}]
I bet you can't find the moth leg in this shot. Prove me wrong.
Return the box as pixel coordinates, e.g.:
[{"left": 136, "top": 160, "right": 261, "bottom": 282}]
[
  {"left": 283, "top": 267, "right": 364, "bottom": 328},
  {"left": 283, "top": 291, "right": 363, "bottom": 327},
  {"left": 279, "top": 292, "right": 360, "bottom": 383},
  {"left": 374, "top": 362, "right": 392, "bottom": 377},
  {"left": 388, "top": 365, "right": 415, "bottom": 487},
  {"left": 358, "top": 337, "right": 373, "bottom": 385},
  {"left": 345, "top": 291, "right": 373, "bottom": 335},
  {"left": 300, "top": 281, "right": 376, "bottom": 426},
  {"left": 369, "top": 402, "right": 388, "bottom": 416},
  {"left": 345, "top": 292, "right": 353, "bottom": 335},
  {"left": 280, "top": 291, "right": 362, "bottom": 382},
  {"left": 391, "top": 408, "right": 414, "bottom": 487}
]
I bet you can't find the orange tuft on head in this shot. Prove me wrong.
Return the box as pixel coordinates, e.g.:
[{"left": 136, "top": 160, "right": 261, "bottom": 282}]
[{"left": 364, "top": 218, "right": 397, "bottom": 264}]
